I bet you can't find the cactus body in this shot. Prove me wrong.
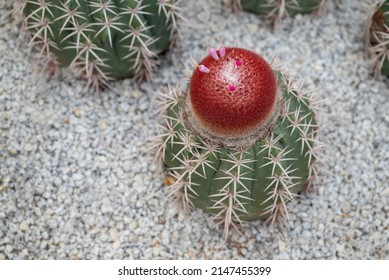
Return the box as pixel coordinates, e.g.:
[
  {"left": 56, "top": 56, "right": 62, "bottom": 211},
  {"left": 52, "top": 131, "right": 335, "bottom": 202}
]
[
  {"left": 228, "top": 0, "right": 339, "bottom": 25},
  {"left": 17, "top": 0, "right": 182, "bottom": 90},
  {"left": 366, "top": 1, "right": 389, "bottom": 78},
  {"left": 240, "top": 0, "right": 321, "bottom": 15},
  {"left": 156, "top": 47, "right": 320, "bottom": 240}
]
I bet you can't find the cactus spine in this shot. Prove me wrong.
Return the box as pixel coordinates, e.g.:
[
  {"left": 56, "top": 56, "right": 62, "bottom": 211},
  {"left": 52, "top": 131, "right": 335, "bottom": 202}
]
[
  {"left": 16, "top": 0, "right": 183, "bottom": 90},
  {"left": 156, "top": 47, "right": 321, "bottom": 240},
  {"left": 365, "top": 0, "right": 389, "bottom": 78}
]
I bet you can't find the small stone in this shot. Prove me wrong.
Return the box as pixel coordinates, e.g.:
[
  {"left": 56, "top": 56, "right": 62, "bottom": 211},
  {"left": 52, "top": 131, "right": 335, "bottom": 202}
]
[
  {"left": 20, "top": 248, "right": 29, "bottom": 257},
  {"left": 162, "top": 230, "right": 170, "bottom": 245},
  {"left": 120, "top": 102, "right": 129, "bottom": 113},
  {"left": 130, "top": 220, "right": 138, "bottom": 230},
  {"left": 5, "top": 245, "right": 13, "bottom": 254},
  {"left": 73, "top": 109, "right": 81, "bottom": 118},
  {"left": 122, "top": 161, "right": 132, "bottom": 172},
  {"left": 40, "top": 241, "right": 48, "bottom": 250},
  {"left": 278, "top": 240, "right": 287, "bottom": 251},
  {"left": 274, "top": 252, "right": 290, "bottom": 260},
  {"left": 138, "top": 102, "right": 148, "bottom": 111},
  {"left": 247, "top": 23, "right": 257, "bottom": 33},
  {"left": 24, "top": 143, "right": 34, "bottom": 152},
  {"left": 8, "top": 149, "right": 18, "bottom": 156},
  {"left": 72, "top": 173, "right": 83, "bottom": 181},
  {"left": 131, "top": 90, "right": 142, "bottom": 99},
  {"left": 98, "top": 120, "right": 108, "bottom": 131},
  {"left": 382, "top": 188, "right": 389, "bottom": 197},
  {"left": 113, "top": 240, "right": 121, "bottom": 250},
  {"left": 336, "top": 244, "right": 345, "bottom": 253},
  {"left": 130, "top": 234, "right": 138, "bottom": 242},
  {"left": 98, "top": 158, "right": 109, "bottom": 170},
  {"left": 151, "top": 239, "right": 158, "bottom": 247},
  {"left": 19, "top": 221, "right": 28, "bottom": 232}
]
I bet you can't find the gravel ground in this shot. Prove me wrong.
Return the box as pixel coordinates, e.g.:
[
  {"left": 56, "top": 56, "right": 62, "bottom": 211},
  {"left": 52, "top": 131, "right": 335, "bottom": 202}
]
[{"left": 1, "top": 0, "right": 389, "bottom": 260}]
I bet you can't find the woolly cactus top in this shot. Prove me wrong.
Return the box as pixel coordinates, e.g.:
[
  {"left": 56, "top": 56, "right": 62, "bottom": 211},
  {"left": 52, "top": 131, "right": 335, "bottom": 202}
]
[{"left": 188, "top": 47, "right": 279, "bottom": 144}]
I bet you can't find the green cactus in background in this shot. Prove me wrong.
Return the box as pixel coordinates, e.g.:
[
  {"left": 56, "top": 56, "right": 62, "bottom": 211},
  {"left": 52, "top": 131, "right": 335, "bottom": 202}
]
[
  {"left": 226, "top": 0, "right": 340, "bottom": 25},
  {"left": 15, "top": 0, "right": 183, "bottom": 90},
  {"left": 365, "top": 0, "right": 389, "bottom": 78},
  {"left": 155, "top": 47, "right": 322, "bottom": 240}
]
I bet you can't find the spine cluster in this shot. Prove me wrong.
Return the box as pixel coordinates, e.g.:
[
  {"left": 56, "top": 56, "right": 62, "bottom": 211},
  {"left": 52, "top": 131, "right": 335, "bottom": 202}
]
[{"left": 365, "top": 0, "right": 389, "bottom": 78}]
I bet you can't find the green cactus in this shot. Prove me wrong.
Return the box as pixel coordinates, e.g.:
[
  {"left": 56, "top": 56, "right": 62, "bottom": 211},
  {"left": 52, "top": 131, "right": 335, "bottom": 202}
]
[
  {"left": 227, "top": 0, "right": 339, "bottom": 25},
  {"left": 155, "top": 47, "right": 321, "bottom": 240},
  {"left": 365, "top": 0, "right": 389, "bottom": 78},
  {"left": 16, "top": 0, "right": 183, "bottom": 90}
]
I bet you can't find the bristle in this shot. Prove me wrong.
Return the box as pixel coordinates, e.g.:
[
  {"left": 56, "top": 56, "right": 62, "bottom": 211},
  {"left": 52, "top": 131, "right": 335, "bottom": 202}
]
[
  {"left": 223, "top": 151, "right": 255, "bottom": 174},
  {"left": 24, "top": 0, "right": 54, "bottom": 22},
  {"left": 166, "top": 171, "right": 196, "bottom": 212},
  {"left": 208, "top": 189, "right": 247, "bottom": 241},
  {"left": 120, "top": 1, "right": 152, "bottom": 27},
  {"left": 154, "top": 84, "right": 183, "bottom": 116},
  {"left": 154, "top": 117, "right": 179, "bottom": 163},
  {"left": 215, "top": 169, "right": 255, "bottom": 193},
  {"left": 191, "top": 150, "right": 217, "bottom": 177},
  {"left": 258, "top": 132, "right": 284, "bottom": 156},
  {"left": 60, "top": 23, "right": 94, "bottom": 52},
  {"left": 264, "top": 202, "right": 289, "bottom": 227},
  {"left": 26, "top": 14, "right": 54, "bottom": 44},
  {"left": 55, "top": 3, "right": 86, "bottom": 34},
  {"left": 262, "top": 147, "right": 297, "bottom": 176},
  {"left": 92, "top": 15, "right": 125, "bottom": 48},
  {"left": 172, "top": 131, "right": 201, "bottom": 160}
]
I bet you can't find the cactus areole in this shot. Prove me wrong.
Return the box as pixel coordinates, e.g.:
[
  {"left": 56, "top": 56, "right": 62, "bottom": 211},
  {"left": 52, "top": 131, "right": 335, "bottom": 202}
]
[{"left": 187, "top": 47, "right": 279, "bottom": 145}]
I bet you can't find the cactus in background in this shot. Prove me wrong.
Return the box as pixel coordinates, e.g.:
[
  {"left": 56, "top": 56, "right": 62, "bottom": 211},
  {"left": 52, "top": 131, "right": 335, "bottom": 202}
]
[
  {"left": 365, "top": 0, "right": 389, "bottom": 78},
  {"left": 15, "top": 0, "right": 183, "bottom": 91},
  {"left": 155, "top": 47, "right": 321, "bottom": 240},
  {"left": 226, "top": 0, "right": 340, "bottom": 25}
]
